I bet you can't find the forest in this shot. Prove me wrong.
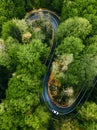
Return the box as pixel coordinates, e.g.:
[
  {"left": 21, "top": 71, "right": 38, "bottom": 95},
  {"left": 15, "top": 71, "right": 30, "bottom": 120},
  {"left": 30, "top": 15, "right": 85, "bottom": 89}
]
[{"left": 0, "top": 0, "right": 97, "bottom": 130}]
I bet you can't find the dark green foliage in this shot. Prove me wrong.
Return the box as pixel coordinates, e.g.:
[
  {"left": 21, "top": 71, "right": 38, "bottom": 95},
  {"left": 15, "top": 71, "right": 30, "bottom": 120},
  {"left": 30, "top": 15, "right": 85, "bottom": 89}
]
[
  {"left": 56, "top": 17, "right": 92, "bottom": 42},
  {"left": 2, "top": 20, "right": 22, "bottom": 42},
  {"left": 25, "top": 0, "right": 40, "bottom": 11},
  {"left": 25, "top": 0, "right": 63, "bottom": 14},
  {"left": 55, "top": 36, "right": 84, "bottom": 57},
  {"left": 0, "top": 66, "right": 10, "bottom": 102},
  {"left": 12, "top": 0, "right": 26, "bottom": 18},
  {"left": 85, "top": 35, "right": 97, "bottom": 45},
  {"left": 51, "top": 0, "right": 63, "bottom": 13}
]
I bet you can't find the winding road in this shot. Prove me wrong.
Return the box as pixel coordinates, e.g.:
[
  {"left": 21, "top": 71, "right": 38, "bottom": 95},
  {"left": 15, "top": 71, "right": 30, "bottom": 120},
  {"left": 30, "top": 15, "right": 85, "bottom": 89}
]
[{"left": 26, "top": 9, "right": 97, "bottom": 116}]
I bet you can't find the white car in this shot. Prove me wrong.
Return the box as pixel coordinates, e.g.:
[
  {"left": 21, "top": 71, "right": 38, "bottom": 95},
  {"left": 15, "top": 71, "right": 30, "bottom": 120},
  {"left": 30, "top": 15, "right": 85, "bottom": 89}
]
[{"left": 52, "top": 109, "right": 59, "bottom": 115}]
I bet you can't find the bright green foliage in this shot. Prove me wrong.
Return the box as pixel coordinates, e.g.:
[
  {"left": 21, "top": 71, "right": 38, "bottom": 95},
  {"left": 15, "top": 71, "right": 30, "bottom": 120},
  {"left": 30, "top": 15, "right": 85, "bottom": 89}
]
[
  {"left": 6, "top": 70, "right": 41, "bottom": 99},
  {"left": 84, "top": 14, "right": 97, "bottom": 36},
  {"left": 16, "top": 40, "right": 49, "bottom": 76},
  {"left": 2, "top": 20, "right": 22, "bottom": 42},
  {"left": 56, "top": 17, "right": 92, "bottom": 42},
  {"left": 25, "top": 105, "right": 51, "bottom": 130},
  {"left": 0, "top": 102, "right": 50, "bottom": 130},
  {"left": 12, "top": 18, "right": 31, "bottom": 44},
  {"left": 60, "top": 119, "right": 81, "bottom": 130},
  {"left": 61, "top": 0, "right": 78, "bottom": 20},
  {"left": 0, "top": 1, "right": 97, "bottom": 130},
  {"left": 78, "top": 102, "right": 97, "bottom": 121},
  {"left": 0, "top": 0, "right": 26, "bottom": 35},
  {"left": 0, "top": 1, "right": 11, "bottom": 36},
  {"left": 65, "top": 54, "right": 97, "bottom": 88},
  {"left": 0, "top": 0, "right": 25, "bottom": 19},
  {"left": 77, "top": 102, "right": 97, "bottom": 130},
  {"left": 0, "top": 37, "right": 20, "bottom": 71},
  {"left": 6, "top": 70, "right": 41, "bottom": 115},
  {"left": 0, "top": 44, "right": 11, "bottom": 69},
  {"left": 61, "top": 0, "right": 97, "bottom": 36},
  {"left": 61, "top": 0, "right": 97, "bottom": 21},
  {"left": 55, "top": 36, "right": 84, "bottom": 57},
  {"left": 0, "top": 37, "right": 51, "bottom": 129},
  {"left": 84, "top": 42, "right": 97, "bottom": 55},
  {"left": 12, "top": 19, "right": 29, "bottom": 34},
  {"left": 0, "top": 16, "right": 7, "bottom": 36},
  {"left": 0, "top": 0, "right": 16, "bottom": 19}
]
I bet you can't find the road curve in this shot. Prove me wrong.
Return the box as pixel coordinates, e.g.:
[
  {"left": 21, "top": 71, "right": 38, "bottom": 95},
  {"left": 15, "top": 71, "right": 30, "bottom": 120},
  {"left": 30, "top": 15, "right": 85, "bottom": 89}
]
[{"left": 26, "top": 9, "right": 96, "bottom": 116}]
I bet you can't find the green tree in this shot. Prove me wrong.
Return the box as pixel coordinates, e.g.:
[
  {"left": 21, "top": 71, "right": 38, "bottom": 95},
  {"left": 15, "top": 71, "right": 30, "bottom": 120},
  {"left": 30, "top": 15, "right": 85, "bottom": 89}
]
[
  {"left": 12, "top": 19, "right": 29, "bottom": 34},
  {"left": 85, "top": 35, "right": 97, "bottom": 45},
  {"left": 56, "top": 17, "right": 92, "bottom": 43},
  {"left": 12, "top": 0, "right": 26, "bottom": 18},
  {"left": 65, "top": 54, "right": 97, "bottom": 88},
  {"left": 77, "top": 102, "right": 97, "bottom": 130},
  {"left": 78, "top": 102, "right": 97, "bottom": 121},
  {"left": 0, "top": 37, "right": 20, "bottom": 72},
  {"left": 16, "top": 39, "right": 49, "bottom": 77},
  {"left": 0, "top": 16, "right": 7, "bottom": 36},
  {"left": 84, "top": 42, "right": 97, "bottom": 55},
  {"left": 61, "top": 0, "right": 97, "bottom": 21},
  {"left": 55, "top": 36, "right": 84, "bottom": 57},
  {"left": 0, "top": 0, "right": 16, "bottom": 19},
  {"left": 25, "top": 105, "right": 51, "bottom": 130},
  {"left": 84, "top": 14, "right": 97, "bottom": 36},
  {"left": 2, "top": 20, "right": 22, "bottom": 42}
]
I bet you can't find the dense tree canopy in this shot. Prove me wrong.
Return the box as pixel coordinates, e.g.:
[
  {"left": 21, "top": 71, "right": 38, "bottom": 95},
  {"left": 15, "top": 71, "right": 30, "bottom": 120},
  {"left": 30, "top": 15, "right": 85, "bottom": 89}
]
[{"left": 0, "top": 0, "right": 97, "bottom": 129}]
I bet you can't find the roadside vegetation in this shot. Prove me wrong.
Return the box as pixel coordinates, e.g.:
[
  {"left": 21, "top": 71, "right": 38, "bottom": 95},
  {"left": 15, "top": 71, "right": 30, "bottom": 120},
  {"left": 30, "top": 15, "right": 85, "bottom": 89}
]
[{"left": 0, "top": 0, "right": 97, "bottom": 130}]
